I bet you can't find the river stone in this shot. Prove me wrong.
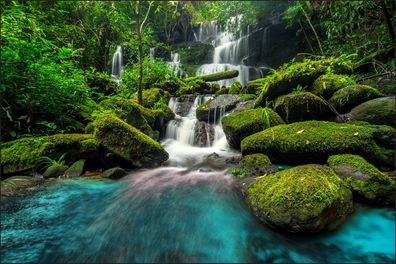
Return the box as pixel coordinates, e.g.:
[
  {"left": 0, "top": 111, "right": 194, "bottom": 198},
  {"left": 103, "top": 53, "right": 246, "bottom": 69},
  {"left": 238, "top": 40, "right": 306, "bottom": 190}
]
[
  {"left": 1, "top": 176, "right": 41, "bottom": 197},
  {"left": 196, "top": 94, "right": 241, "bottom": 122},
  {"left": 246, "top": 164, "right": 353, "bottom": 233},
  {"left": 43, "top": 164, "right": 68, "bottom": 179},
  {"left": 328, "top": 154, "right": 395, "bottom": 206},
  {"left": 172, "top": 95, "right": 196, "bottom": 116},
  {"left": 193, "top": 121, "right": 215, "bottom": 147},
  {"left": 345, "top": 96, "right": 395, "bottom": 126},
  {"left": 64, "top": 159, "right": 85, "bottom": 178},
  {"left": 102, "top": 167, "right": 126, "bottom": 179},
  {"left": 241, "top": 153, "right": 278, "bottom": 177}
]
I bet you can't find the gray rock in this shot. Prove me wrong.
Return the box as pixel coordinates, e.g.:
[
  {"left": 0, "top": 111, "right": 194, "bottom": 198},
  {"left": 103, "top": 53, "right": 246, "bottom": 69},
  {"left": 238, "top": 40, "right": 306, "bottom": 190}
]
[
  {"left": 102, "top": 167, "right": 126, "bottom": 179},
  {"left": 43, "top": 164, "right": 68, "bottom": 179},
  {"left": 64, "top": 159, "right": 85, "bottom": 178},
  {"left": 196, "top": 94, "right": 241, "bottom": 122}
]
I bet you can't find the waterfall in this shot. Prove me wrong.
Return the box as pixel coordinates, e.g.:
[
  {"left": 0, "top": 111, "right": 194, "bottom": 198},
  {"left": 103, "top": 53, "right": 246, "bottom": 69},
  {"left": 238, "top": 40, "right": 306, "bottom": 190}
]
[
  {"left": 195, "top": 16, "right": 270, "bottom": 86},
  {"left": 166, "top": 52, "right": 186, "bottom": 77},
  {"left": 149, "top": 47, "right": 155, "bottom": 59},
  {"left": 111, "top": 45, "right": 123, "bottom": 79}
]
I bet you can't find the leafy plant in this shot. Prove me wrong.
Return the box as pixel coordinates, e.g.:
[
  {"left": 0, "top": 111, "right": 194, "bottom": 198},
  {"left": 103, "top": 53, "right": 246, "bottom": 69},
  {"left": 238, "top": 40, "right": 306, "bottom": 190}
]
[
  {"left": 229, "top": 167, "right": 250, "bottom": 179},
  {"left": 293, "top": 84, "right": 307, "bottom": 94},
  {"left": 152, "top": 96, "right": 168, "bottom": 111},
  {"left": 35, "top": 153, "right": 67, "bottom": 172}
]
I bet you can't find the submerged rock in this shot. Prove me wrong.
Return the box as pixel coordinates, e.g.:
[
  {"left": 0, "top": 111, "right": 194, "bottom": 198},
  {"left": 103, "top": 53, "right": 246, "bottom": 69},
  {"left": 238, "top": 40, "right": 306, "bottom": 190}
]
[
  {"left": 246, "top": 164, "right": 353, "bottom": 233},
  {"left": 328, "top": 154, "right": 395, "bottom": 206},
  {"left": 43, "top": 164, "right": 68, "bottom": 179},
  {"left": 274, "top": 92, "right": 332, "bottom": 123},
  {"left": 222, "top": 108, "right": 284, "bottom": 149},
  {"left": 102, "top": 167, "right": 126, "bottom": 179},
  {"left": 345, "top": 96, "right": 395, "bottom": 126},
  {"left": 241, "top": 120, "right": 395, "bottom": 167},
  {"left": 64, "top": 159, "right": 86, "bottom": 178},
  {"left": 171, "top": 95, "right": 196, "bottom": 116},
  {"left": 311, "top": 74, "right": 356, "bottom": 99},
  {"left": 196, "top": 94, "right": 241, "bottom": 122},
  {"left": 328, "top": 85, "right": 383, "bottom": 113},
  {"left": 1, "top": 134, "right": 98, "bottom": 175},
  {"left": 93, "top": 114, "right": 168, "bottom": 168}
]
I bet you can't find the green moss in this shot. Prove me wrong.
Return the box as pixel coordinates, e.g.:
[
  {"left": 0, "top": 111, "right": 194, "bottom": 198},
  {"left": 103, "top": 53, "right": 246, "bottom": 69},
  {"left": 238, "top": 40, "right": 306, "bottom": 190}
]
[
  {"left": 132, "top": 88, "right": 170, "bottom": 108},
  {"left": 229, "top": 81, "right": 242, "bottom": 94},
  {"left": 1, "top": 134, "right": 95, "bottom": 175},
  {"left": 240, "top": 153, "right": 276, "bottom": 177},
  {"left": 246, "top": 164, "right": 353, "bottom": 232},
  {"left": 329, "top": 85, "right": 383, "bottom": 112},
  {"left": 186, "top": 70, "right": 239, "bottom": 83},
  {"left": 80, "top": 138, "right": 99, "bottom": 153},
  {"left": 93, "top": 114, "right": 168, "bottom": 168},
  {"left": 274, "top": 92, "right": 331, "bottom": 123},
  {"left": 241, "top": 120, "right": 395, "bottom": 167},
  {"left": 354, "top": 46, "right": 395, "bottom": 71},
  {"left": 215, "top": 88, "right": 229, "bottom": 95},
  {"left": 348, "top": 96, "right": 395, "bottom": 126},
  {"left": 311, "top": 74, "right": 356, "bottom": 99},
  {"left": 177, "top": 78, "right": 214, "bottom": 95},
  {"left": 254, "top": 57, "right": 354, "bottom": 107},
  {"left": 229, "top": 167, "right": 251, "bottom": 178},
  {"left": 239, "top": 94, "right": 256, "bottom": 101},
  {"left": 222, "top": 108, "right": 285, "bottom": 149}
]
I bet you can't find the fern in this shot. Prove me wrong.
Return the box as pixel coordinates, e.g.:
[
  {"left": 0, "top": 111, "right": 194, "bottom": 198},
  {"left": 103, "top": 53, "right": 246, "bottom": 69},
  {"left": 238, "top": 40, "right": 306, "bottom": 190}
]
[{"left": 35, "top": 153, "right": 67, "bottom": 172}]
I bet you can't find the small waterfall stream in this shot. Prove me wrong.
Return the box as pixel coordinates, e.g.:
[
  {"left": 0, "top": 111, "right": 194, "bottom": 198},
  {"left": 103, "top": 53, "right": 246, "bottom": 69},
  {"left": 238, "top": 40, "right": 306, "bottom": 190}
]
[{"left": 111, "top": 45, "right": 124, "bottom": 80}]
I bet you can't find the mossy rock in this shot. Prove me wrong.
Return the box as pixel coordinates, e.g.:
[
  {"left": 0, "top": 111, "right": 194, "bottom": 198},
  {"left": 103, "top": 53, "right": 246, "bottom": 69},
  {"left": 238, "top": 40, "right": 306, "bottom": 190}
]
[
  {"left": 346, "top": 96, "right": 395, "bottom": 126},
  {"left": 215, "top": 87, "right": 229, "bottom": 95},
  {"left": 196, "top": 94, "right": 241, "bottom": 122},
  {"left": 246, "top": 164, "right": 353, "bottom": 233},
  {"left": 222, "top": 108, "right": 285, "bottom": 149},
  {"left": 132, "top": 88, "right": 171, "bottom": 109},
  {"left": 254, "top": 57, "right": 354, "bottom": 107},
  {"left": 64, "top": 159, "right": 85, "bottom": 178},
  {"left": 328, "top": 154, "right": 395, "bottom": 206},
  {"left": 152, "top": 78, "right": 186, "bottom": 94},
  {"left": 311, "top": 74, "right": 356, "bottom": 99},
  {"left": 274, "top": 92, "right": 332, "bottom": 123},
  {"left": 178, "top": 78, "right": 215, "bottom": 96},
  {"left": 1, "top": 176, "right": 41, "bottom": 197},
  {"left": 241, "top": 153, "right": 277, "bottom": 177},
  {"left": 241, "top": 120, "right": 395, "bottom": 167},
  {"left": 102, "top": 167, "right": 126, "bottom": 179},
  {"left": 43, "top": 164, "right": 68, "bottom": 179},
  {"left": 93, "top": 114, "right": 168, "bottom": 168},
  {"left": 328, "top": 85, "right": 383, "bottom": 113},
  {"left": 1, "top": 134, "right": 98, "bottom": 175},
  {"left": 229, "top": 81, "right": 242, "bottom": 94}
]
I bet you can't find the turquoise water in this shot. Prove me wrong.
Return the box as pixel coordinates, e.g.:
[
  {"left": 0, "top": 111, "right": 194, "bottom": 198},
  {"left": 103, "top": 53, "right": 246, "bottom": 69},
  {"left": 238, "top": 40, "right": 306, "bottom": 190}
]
[{"left": 1, "top": 167, "right": 395, "bottom": 263}]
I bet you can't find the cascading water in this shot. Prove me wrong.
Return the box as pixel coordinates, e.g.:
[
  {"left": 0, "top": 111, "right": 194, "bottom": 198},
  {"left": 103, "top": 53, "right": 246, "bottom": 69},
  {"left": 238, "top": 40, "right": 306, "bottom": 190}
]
[
  {"left": 166, "top": 52, "right": 185, "bottom": 77},
  {"left": 111, "top": 45, "right": 123, "bottom": 80},
  {"left": 196, "top": 16, "right": 270, "bottom": 87}
]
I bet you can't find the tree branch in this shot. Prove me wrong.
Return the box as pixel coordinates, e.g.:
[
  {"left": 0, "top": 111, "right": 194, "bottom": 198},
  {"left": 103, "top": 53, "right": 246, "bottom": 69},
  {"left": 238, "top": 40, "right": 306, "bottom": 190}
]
[{"left": 140, "top": 1, "right": 153, "bottom": 32}]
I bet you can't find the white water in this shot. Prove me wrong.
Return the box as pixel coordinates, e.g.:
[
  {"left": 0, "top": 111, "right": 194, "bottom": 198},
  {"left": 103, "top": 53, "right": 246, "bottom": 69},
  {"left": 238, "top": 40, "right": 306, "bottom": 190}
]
[
  {"left": 111, "top": 45, "right": 123, "bottom": 80},
  {"left": 196, "top": 16, "right": 269, "bottom": 87},
  {"left": 166, "top": 52, "right": 185, "bottom": 77},
  {"left": 163, "top": 96, "right": 235, "bottom": 167}
]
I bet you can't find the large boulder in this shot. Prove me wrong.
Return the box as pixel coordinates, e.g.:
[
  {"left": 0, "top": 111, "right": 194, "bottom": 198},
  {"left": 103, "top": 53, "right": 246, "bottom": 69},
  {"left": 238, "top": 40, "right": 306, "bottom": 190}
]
[
  {"left": 1, "top": 134, "right": 99, "bottom": 175},
  {"left": 246, "top": 164, "right": 353, "bottom": 233},
  {"left": 1, "top": 176, "right": 41, "bottom": 197},
  {"left": 132, "top": 88, "right": 171, "bottom": 109},
  {"left": 274, "top": 92, "right": 332, "bottom": 123},
  {"left": 93, "top": 114, "right": 168, "bottom": 168},
  {"left": 177, "top": 78, "right": 217, "bottom": 96},
  {"left": 254, "top": 58, "right": 353, "bottom": 107},
  {"left": 241, "top": 121, "right": 395, "bottom": 167},
  {"left": 43, "top": 164, "right": 68, "bottom": 179},
  {"left": 345, "top": 96, "right": 395, "bottom": 126},
  {"left": 328, "top": 85, "right": 383, "bottom": 113},
  {"left": 240, "top": 153, "right": 277, "bottom": 177},
  {"left": 328, "top": 154, "right": 395, "bottom": 206},
  {"left": 196, "top": 94, "right": 241, "bottom": 122},
  {"left": 222, "top": 108, "right": 284, "bottom": 149},
  {"left": 64, "top": 159, "right": 86, "bottom": 178},
  {"left": 311, "top": 74, "right": 356, "bottom": 99}
]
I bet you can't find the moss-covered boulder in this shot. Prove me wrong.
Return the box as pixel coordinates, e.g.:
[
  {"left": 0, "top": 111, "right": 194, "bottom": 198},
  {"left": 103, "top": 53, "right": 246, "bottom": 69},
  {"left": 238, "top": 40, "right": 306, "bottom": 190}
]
[
  {"left": 152, "top": 78, "right": 186, "bottom": 95},
  {"left": 177, "top": 78, "right": 216, "bottom": 95},
  {"left": 215, "top": 87, "right": 229, "bottom": 95},
  {"left": 311, "top": 74, "right": 356, "bottom": 99},
  {"left": 64, "top": 159, "right": 85, "bottom": 178},
  {"left": 274, "top": 92, "right": 332, "bottom": 123},
  {"left": 246, "top": 164, "right": 353, "bottom": 233},
  {"left": 102, "top": 167, "right": 126, "bottom": 179},
  {"left": 328, "top": 85, "right": 383, "bottom": 113},
  {"left": 254, "top": 58, "right": 354, "bottom": 107},
  {"left": 1, "top": 176, "right": 41, "bottom": 197},
  {"left": 328, "top": 154, "right": 395, "bottom": 206},
  {"left": 1, "top": 134, "right": 98, "bottom": 175},
  {"left": 93, "top": 114, "right": 168, "bottom": 168},
  {"left": 222, "top": 108, "right": 285, "bottom": 149},
  {"left": 132, "top": 88, "right": 171, "bottom": 109},
  {"left": 196, "top": 94, "right": 241, "bottom": 122},
  {"left": 346, "top": 96, "right": 395, "bottom": 126},
  {"left": 43, "top": 164, "right": 68, "bottom": 179},
  {"left": 229, "top": 81, "right": 242, "bottom": 94},
  {"left": 240, "top": 153, "right": 277, "bottom": 177},
  {"left": 241, "top": 121, "right": 395, "bottom": 167}
]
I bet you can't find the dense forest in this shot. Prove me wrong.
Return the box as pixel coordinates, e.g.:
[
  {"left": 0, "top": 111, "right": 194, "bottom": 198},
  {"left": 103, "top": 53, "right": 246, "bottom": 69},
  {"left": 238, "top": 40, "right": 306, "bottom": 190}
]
[{"left": 1, "top": 1, "right": 395, "bottom": 263}]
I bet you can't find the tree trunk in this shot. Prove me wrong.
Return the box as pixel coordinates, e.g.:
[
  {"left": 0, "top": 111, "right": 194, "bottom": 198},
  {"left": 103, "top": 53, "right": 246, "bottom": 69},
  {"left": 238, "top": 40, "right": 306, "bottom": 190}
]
[
  {"left": 135, "top": 1, "right": 143, "bottom": 105},
  {"left": 299, "top": 1, "right": 324, "bottom": 55},
  {"left": 380, "top": 1, "right": 395, "bottom": 43}
]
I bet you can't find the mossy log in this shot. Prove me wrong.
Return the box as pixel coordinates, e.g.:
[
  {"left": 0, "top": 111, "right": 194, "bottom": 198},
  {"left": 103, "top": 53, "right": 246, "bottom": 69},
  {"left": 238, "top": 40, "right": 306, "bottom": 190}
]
[{"left": 186, "top": 70, "right": 239, "bottom": 82}]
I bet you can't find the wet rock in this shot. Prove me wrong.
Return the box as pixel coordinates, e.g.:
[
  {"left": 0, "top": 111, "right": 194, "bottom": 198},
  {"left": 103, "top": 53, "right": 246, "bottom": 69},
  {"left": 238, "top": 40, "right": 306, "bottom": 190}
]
[
  {"left": 1, "top": 176, "right": 41, "bottom": 197},
  {"left": 43, "top": 164, "right": 68, "bottom": 179},
  {"left": 232, "top": 100, "right": 255, "bottom": 113},
  {"left": 64, "top": 159, "right": 85, "bottom": 178},
  {"left": 172, "top": 95, "right": 196, "bottom": 116},
  {"left": 328, "top": 154, "right": 395, "bottom": 206},
  {"left": 241, "top": 153, "right": 278, "bottom": 177},
  {"left": 196, "top": 94, "right": 241, "bottom": 122},
  {"left": 246, "top": 164, "right": 353, "bottom": 233},
  {"left": 193, "top": 121, "right": 215, "bottom": 147},
  {"left": 102, "top": 167, "right": 126, "bottom": 179},
  {"left": 345, "top": 96, "right": 395, "bottom": 126}
]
